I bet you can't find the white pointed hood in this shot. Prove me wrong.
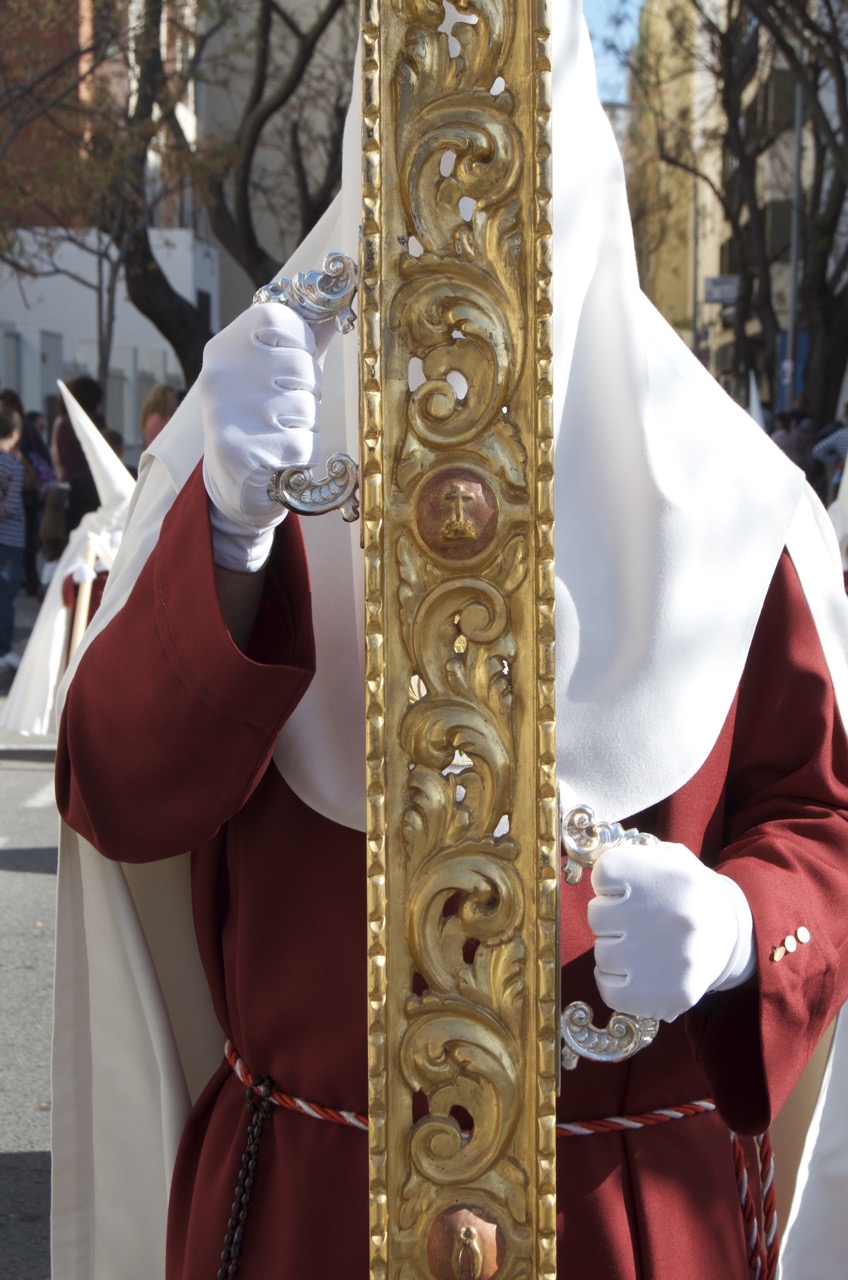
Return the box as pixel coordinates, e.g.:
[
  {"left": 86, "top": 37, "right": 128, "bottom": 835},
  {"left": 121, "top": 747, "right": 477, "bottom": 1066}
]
[
  {"left": 61, "top": 1, "right": 848, "bottom": 830},
  {"left": 58, "top": 380, "right": 135, "bottom": 513}
]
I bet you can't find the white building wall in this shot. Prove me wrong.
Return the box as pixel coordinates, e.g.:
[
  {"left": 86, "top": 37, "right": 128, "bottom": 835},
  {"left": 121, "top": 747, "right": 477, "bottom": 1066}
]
[{"left": 0, "top": 227, "right": 219, "bottom": 464}]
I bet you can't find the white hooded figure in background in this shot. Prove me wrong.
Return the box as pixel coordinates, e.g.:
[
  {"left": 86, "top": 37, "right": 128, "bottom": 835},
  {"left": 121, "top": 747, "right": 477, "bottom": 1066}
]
[
  {"left": 51, "top": 2, "right": 848, "bottom": 1278},
  {"left": 0, "top": 382, "right": 134, "bottom": 737}
]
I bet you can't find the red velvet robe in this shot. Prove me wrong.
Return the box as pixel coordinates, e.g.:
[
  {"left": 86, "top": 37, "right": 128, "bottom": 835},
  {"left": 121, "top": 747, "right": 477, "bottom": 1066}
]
[{"left": 57, "top": 467, "right": 848, "bottom": 1279}]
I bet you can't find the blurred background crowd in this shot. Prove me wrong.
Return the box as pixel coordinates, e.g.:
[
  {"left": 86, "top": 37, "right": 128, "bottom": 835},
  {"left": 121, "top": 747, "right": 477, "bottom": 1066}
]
[{"left": 3, "top": 0, "right": 848, "bottom": 713}]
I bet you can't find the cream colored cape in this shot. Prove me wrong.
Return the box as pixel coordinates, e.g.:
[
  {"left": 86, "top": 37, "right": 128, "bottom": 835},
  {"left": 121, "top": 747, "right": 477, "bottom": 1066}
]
[{"left": 51, "top": 3, "right": 848, "bottom": 1276}]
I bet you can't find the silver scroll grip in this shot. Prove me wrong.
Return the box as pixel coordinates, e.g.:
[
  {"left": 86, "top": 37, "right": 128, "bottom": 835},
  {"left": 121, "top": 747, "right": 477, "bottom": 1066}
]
[
  {"left": 559, "top": 804, "right": 660, "bottom": 1070},
  {"left": 254, "top": 252, "right": 360, "bottom": 521}
]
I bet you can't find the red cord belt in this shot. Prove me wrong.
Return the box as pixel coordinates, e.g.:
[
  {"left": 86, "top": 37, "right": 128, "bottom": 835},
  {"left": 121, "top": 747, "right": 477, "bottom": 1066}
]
[
  {"left": 222, "top": 1039, "right": 778, "bottom": 1280},
  {"left": 225, "top": 1038, "right": 718, "bottom": 1136}
]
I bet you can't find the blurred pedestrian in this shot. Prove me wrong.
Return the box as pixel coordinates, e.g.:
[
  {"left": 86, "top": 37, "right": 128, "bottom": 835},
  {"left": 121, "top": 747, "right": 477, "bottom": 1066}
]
[
  {"left": 770, "top": 411, "right": 802, "bottom": 464},
  {"left": 2, "top": 398, "right": 56, "bottom": 595},
  {"left": 38, "top": 483, "right": 70, "bottom": 596},
  {"left": 0, "top": 409, "right": 25, "bottom": 669},
  {"left": 140, "top": 383, "right": 179, "bottom": 448},
  {"left": 50, "top": 376, "right": 109, "bottom": 531},
  {"left": 0, "top": 388, "right": 23, "bottom": 419},
  {"left": 26, "top": 408, "right": 48, "bottom": 446},
  {"left": 785, "top": 394, "right": 830, "bottom": 502},
  {"left": 103, "top": 428, "right": 125, "bottom": 459}
]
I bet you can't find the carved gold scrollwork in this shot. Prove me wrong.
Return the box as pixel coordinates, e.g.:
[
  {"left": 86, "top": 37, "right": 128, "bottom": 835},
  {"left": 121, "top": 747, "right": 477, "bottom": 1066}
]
[
  {"left": 401, "top": 709, "right": 511, "bottom": 851},
  {"left": 405, "top": 846, "right": 524, "bottom": 997},
  {"left": 365, "top": 1, "right": 555, "bottom": 1276},
  {"left": 409, "top": 588, "right": 513, "bottom": 721},
  {"left": 397, "top": 103, "right": 522, "bottom": 251},
  {"left": 395, "top": 270, "right": 520, "bottom": 453},
  {"left": 401, "top": 1002, "right": 521, "bottom": 1184},
  {"left": 392, "top": 0, "right": 513, "bottom": 87},
  {"left": 387, "top": 0, "right": 527, "bottom": 501}
]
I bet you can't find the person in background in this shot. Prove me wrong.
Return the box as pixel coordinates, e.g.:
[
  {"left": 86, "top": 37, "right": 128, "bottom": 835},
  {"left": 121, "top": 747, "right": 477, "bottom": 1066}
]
[
  {"left": 769, "top": 410, "right": 802, "bottom": 464},
  {"left": 786, "top": 395, "right": 830, "bottom": 502},
  {"left": 0, "top": 409, "right": 25, "bottom": 669},
  {"left": 37, "top": 483, "right": 69, "bottom": 597},
  {"left": 103, "top": 427, "right": 137, "bottom": 480},
  {"left": 0, "top": 390, "right": 56, "bottom": 596},
  {"left": 26, "top": 408, "right": 48, "bottom": 446},
  {"left": 811, "top": 402, "right": 848, "bottom": 501},
  {"left": 23, "top": 411, "right": 52, "bottom": 466},
  {"left": 140, "top": 383, "right": 180, "bottom": 448},
  {"left": 0, "top": 388, "right": 23, "bottom": 421},
  {"left": 50, "top": 376, "right": 109, "bottom": 532}
]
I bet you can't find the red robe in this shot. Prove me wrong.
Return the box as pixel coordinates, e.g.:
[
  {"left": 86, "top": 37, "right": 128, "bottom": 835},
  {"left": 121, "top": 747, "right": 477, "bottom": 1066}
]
[{"left": 57, "top": 467, "right": 848, "bottom": 1279}]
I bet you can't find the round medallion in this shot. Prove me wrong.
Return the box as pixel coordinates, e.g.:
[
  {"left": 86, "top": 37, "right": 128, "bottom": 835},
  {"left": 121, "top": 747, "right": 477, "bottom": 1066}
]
[
  {"left": 416, "top": 467, "right": 499, "bottom": 561},
  {"left": 426, "top": 1205, "right": 505, "bottom": 1280}
]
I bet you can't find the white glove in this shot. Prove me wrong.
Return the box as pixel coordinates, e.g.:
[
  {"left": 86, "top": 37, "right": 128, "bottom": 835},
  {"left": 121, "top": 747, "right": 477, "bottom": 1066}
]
[
  {"left": 199, "top": 303, "right": 332, "bottom": 572},
  {"left": 587, "top": 839, "right": 756, "bottom": 1023}
]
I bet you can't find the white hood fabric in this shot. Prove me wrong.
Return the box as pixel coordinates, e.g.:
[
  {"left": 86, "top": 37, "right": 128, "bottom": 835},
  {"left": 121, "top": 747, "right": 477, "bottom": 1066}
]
[
  {"left": 50, "top": 4, "right": 848, "bottom": 1278},
  {"left": 57, "top": 379, "right": 136, "bottom": 516}
]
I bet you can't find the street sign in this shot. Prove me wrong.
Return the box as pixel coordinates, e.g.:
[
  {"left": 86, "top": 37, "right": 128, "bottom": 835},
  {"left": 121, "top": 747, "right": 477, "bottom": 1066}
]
[{"left": 704, "top": 275, "right": 741, "bottom": 305}]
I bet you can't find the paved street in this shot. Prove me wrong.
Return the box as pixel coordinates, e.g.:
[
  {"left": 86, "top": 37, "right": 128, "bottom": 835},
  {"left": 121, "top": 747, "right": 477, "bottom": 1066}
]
[{"left": 0, "top": 592, "right": 57, "bottom": 1279}]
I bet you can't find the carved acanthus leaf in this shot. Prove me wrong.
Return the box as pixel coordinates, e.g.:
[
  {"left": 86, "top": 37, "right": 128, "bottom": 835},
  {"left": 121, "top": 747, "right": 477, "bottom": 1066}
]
[
  {"left": 405, "top": 845, "right": 524, "bottom": 997},
  {"left": 392, "top": 266, "right": 519, "bottom": 449},
  {"left": 399, "top": 997, "right": 521, "bottom": 1185},
  {"left": 401, "top": 697, "right": 511, "bottom": 844}
]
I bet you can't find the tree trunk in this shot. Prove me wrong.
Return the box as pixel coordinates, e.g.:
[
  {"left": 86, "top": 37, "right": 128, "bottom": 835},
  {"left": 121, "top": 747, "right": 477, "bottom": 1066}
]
[
  {"left": 802, "top": 291, "right": 848, "bottom": 427},
  {"left": 123, "top": 226, "right": 211, "bottom": 386}
]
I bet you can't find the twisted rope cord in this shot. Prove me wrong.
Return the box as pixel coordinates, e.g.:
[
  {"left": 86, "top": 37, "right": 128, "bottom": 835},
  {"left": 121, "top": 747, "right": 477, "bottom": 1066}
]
[
  {"left": 757, "top": 1130, "right": 780, "bottom": 1279},
  {"left": 727, "top": 1129, "right": 780, "bottom": 1280},
  {"left": 556, "top": 1099, "right": 717, "bottom": 1135},
  {"left": 227, "top": 1043, "right": 721, "bottom": 1138},
  {"left": 225, "top": 1041, "right": 368, "bottom": 1131},
  {"left": 225, "top": 1042, "right": 777, "bottom": 1278}
]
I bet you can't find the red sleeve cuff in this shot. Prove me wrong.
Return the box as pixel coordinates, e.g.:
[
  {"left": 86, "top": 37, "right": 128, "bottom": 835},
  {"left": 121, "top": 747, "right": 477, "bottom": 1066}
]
[{"left": 57, "top": 464, "right": 316, "bottom": 861}]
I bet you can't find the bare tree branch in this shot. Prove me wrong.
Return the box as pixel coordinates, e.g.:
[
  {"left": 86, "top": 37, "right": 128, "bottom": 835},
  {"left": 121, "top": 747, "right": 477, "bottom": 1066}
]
[{"left": 0, "top": 0, "right": 357, "bottom": 384}]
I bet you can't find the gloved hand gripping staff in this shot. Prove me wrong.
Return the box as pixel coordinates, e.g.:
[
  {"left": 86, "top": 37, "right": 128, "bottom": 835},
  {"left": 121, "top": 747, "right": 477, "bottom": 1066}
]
[
  {"left": 560, "top": 804, "right": 660, "bottom": 1070},
  {"left": 254, "top": 253, "right": 360, "bottom": 522}
]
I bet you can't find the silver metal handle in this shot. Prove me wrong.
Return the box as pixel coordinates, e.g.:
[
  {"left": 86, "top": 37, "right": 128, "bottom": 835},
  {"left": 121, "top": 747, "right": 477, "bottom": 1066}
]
[
  {"left": 255, "top": 252, "right": 360, "bottom": 521},
  {"left": 267, "top": 454, "right": 359, "bottom": 522},
  {"left": 252, "top": 251, "right": 357, "bottom": 331},
  {"left": 559, "top": 804, "right": 660, "bottom": 1070}
]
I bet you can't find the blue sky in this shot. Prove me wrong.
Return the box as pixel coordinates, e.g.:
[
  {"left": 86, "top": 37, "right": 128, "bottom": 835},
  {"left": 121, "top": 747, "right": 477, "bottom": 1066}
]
[{"left": 582, "top": 0, "right": 640, "bottom": 103}]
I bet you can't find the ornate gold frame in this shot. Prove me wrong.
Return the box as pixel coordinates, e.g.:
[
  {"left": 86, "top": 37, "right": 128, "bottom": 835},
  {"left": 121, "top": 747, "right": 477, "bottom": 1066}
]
[{"left": 361, "top": 2, "right": 557, "bottom": 1275}]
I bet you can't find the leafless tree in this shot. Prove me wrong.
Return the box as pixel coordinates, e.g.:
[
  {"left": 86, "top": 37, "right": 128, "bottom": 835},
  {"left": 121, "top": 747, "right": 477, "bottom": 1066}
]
[
  {"left": 0, "top": 0, "right": 357, "bottom": 384},
  {"left": 612, "top": 0, "right": 848, "bottom": 422},
  {"left": 745, "top": 0, "right": 848, "bottom": 422}
]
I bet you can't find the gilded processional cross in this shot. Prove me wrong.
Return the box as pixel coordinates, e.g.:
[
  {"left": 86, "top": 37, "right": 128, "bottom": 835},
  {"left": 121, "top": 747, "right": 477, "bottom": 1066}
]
[{"left": 359, "top": 3, "right": 558, "bottom": 1274}]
